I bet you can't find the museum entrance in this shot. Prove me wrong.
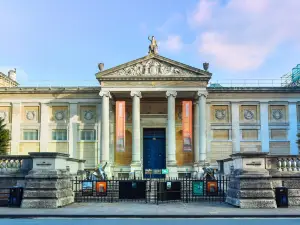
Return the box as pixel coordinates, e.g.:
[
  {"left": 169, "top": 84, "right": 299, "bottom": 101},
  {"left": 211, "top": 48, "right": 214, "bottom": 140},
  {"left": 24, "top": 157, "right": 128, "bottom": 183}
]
[{"left": 143, "top": 128, "right": 166, "bottom": 178}]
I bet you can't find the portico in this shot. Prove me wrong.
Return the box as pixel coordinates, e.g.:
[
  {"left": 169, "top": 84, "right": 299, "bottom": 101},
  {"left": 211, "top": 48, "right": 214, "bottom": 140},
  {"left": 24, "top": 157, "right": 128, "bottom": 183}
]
[{"left": 96, "top": 53, "right": 211, "bottom": 178}]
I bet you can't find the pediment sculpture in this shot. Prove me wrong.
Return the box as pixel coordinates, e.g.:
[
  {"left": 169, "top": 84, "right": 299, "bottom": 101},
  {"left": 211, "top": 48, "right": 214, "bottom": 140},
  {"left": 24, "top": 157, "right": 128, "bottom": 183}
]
[{"left": 104, "top": 59, "right": 199, "bottom": 77}]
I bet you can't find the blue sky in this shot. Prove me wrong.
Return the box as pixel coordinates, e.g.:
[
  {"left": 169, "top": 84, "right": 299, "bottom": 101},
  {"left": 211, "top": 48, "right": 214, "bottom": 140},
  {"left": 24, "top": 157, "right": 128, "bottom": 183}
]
[{"left": 0, "top": 0, "right": 299, "bottom": 86}]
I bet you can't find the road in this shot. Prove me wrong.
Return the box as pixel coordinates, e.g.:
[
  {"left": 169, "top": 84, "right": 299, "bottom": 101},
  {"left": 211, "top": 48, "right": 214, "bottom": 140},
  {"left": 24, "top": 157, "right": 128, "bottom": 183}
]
[{"left": 0, "top": 219, "right": 300, "bottom": 225}]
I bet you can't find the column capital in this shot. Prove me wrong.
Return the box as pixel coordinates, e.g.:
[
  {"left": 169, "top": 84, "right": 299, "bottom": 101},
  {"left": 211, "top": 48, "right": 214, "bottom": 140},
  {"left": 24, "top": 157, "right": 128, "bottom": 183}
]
[
  {"left": 130, "top": 91, "right": 142, "bottom": 98},
  {"left": 166, "top": 90, "right": 177, "bottom": 98},
  {"left": 197, "top": 91, "right": 208, "bottom": 98},
  {"left": 99, "top": 90, "right": 111, "bottom": 98}
]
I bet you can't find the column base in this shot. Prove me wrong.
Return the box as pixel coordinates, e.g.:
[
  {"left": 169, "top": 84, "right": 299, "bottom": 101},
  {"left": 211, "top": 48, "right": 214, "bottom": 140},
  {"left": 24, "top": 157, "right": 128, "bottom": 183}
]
[
  {"left": 167, "top": 161, "right": 178, "bottom": 178},
  {"left": 193, "top": 162, "right": 205, "bottom": 179},
  {"left": 130, "top": 162, "right": 142, "bottom": 179}
]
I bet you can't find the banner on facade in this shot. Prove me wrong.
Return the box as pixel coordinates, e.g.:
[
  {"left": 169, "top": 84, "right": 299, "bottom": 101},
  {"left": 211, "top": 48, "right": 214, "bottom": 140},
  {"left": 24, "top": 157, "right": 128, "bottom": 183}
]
[
  {"left": 116, "top": 101, "right": 125, "bottom": 152},
  {"left": 182, "top": 101, "right": 192, "bottom": 152}
]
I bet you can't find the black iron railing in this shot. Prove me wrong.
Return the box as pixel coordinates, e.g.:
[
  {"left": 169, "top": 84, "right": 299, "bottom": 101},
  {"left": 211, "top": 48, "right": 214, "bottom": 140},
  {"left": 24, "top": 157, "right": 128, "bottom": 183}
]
[{"left": 71, "top": 176, "right": 230, "bottom": 204}]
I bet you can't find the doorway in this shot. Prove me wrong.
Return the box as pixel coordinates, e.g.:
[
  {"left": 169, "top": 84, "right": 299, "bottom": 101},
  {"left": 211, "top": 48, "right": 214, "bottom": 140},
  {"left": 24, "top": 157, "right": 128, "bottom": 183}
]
[{"left": 143, "top": 128, "right": 166, "bottom": 178}]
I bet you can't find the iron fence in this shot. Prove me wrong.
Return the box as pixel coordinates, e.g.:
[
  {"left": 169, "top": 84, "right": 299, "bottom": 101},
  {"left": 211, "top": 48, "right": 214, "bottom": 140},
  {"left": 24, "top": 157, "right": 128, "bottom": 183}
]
[{"left": 72, "top": 176, "right": 230, "bottom": 204}]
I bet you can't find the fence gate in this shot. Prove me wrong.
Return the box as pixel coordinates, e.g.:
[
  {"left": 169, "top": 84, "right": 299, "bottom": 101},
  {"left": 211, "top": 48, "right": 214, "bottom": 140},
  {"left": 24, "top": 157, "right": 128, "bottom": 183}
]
[{"left": 72, "top": 177, "right": 229, "bottom": 204}]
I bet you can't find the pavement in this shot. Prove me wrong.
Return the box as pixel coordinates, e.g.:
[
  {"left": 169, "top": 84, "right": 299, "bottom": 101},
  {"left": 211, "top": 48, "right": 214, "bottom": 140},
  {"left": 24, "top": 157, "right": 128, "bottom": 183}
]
[
  {"left": 1, "top": 202, "right": 300, "bottom": 218},
  {"left": 1, "top": 219, "right": 300, "bottom": 225}
]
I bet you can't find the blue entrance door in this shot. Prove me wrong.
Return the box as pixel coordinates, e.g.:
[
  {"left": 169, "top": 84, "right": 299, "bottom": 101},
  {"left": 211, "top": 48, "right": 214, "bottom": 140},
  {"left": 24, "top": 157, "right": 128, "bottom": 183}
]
[{"left": 143, "top": 128, "right": 166, "bottom": 178}]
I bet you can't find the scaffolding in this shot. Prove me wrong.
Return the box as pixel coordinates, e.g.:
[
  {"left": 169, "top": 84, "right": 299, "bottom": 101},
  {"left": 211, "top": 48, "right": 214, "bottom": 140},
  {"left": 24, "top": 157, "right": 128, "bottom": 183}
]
[{"left": 281, "top": 64, "right": 300, "bottom": 87}]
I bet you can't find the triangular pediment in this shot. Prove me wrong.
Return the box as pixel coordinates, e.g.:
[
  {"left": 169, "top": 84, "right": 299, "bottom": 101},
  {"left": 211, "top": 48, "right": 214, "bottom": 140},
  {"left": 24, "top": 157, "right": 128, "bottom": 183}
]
[{"left": 96, "top": 54, "right": 211, "bottom": 80}]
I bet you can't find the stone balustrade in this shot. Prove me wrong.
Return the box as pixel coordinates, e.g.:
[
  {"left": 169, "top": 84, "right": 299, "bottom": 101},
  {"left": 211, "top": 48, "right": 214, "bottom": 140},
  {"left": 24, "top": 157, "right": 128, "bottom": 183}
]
[
  {"left": 276, "top": 157, "right": 300, "bottom": 172},
  {"left": 0, "top": 155, "right": 32, "bottom": 174}
]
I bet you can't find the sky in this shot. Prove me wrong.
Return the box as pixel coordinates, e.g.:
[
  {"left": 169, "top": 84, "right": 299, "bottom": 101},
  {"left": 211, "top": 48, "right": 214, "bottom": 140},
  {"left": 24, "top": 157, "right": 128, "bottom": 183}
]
[{"left": 0, "top": 0, "right": 300, "bottom": 87}]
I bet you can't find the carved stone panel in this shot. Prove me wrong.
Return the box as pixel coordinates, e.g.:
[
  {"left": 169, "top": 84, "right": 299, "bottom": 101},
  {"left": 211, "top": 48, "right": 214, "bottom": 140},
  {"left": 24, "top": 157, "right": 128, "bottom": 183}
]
[
  {"left": 239, "top": 105, "right": 258, "bottom": 123},
  {"left": 80, "top": 106, "right": 96, "bottom": 123},
  {"left": 50, "top": 106, "right": 68, "bottom": 122},
  {"left": 269, "top": 105, "right": 287, "bottom": 123},
  {"left": 0, "top": 106, "right": 11, "bottom": 123},
  {"left": 23, "top": 106, "right": 39, "bottom": 123},
  {"left": 103, "top": 59, "right": 199, "bottom": 77},
  {"left": 211, "top": 105, "right": 229, "bottom": 123}
]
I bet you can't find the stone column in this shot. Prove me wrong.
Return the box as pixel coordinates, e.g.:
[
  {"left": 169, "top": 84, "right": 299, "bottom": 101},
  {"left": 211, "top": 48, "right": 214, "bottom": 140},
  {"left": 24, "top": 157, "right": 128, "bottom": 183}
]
[
  {"left": 166, "top": 91, "right": 177, "bottom": 177},
  {"left": 96, "top": 103, "right": 102, "bottom": 164},
  {"left": 193, "top": 101, "right": 200, "bottom": 164},
  {"left": 68, "top": 103, "right": 78, "bottom": 158},
  {"left": 289, "top": 102, "right": 298, "bottom": 155},
  {"left": 40, "top": 103, "right": 49, "bottom": 152},
  {"left": 198, "top": 91, "right": 207, "bottom": 162},
  {"left": 260, "top": 102, "right": 270, "bottom": 152},
  {"left": 231, "top": 102, "right": 240, "bottom": 153},
  {"left": 130, "top": 91, "right": 142, "bottom": 174},
  {"left": 11, "top": 103, "right": 21, "bottom": 155},
  {"left": 99, "top": 91, "right": 111, "bottom": 164}
]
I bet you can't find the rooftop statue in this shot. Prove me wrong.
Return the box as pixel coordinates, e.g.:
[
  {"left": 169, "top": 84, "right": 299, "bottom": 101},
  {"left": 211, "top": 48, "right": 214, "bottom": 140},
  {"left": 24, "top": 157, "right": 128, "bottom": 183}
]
[{"left": 148, "top": 36, "right": 158, "bottom": 54}]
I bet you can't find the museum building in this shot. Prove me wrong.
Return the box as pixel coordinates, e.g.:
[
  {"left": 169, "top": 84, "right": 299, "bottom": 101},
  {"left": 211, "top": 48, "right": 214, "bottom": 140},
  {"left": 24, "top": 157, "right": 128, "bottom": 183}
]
[{"left": 0, "top": 41, "right": 300, "bottom": 178}]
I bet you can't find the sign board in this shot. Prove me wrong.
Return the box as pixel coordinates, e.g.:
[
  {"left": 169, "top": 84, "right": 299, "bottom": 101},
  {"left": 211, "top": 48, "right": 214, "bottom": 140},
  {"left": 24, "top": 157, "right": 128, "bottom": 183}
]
[
  {"left": 82, "top": 181, "right": 93, "bottom": 196},
  {"left": 162, "top": 169, "right": 169, "bottom": 174},
  {"left": 153, "top": 169, "right": 162, "bottom": 175},
  {"left": 145, "top": 169, "right": 152, "bottom": 175},
  {"left": 192, "top": 181, "right": 204, "bottom": 196},
  {"left": 206, "top": 181, "right": 218, "bottom": 196},
  {"left": 96, "top": 181, "right": 107, "bottom": 196}
]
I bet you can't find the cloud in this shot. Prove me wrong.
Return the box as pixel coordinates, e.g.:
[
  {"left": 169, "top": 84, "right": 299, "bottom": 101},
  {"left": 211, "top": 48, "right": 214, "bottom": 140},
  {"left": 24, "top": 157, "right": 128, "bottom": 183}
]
[
  {"left": 188, "top": 0, "right": 217, "bottom": 27},
  {"left": 159, "top": 35, "right": 183, "bottom": 53},
  {"left": 189, "top": 0, "right": 300, "bottom": 71}
]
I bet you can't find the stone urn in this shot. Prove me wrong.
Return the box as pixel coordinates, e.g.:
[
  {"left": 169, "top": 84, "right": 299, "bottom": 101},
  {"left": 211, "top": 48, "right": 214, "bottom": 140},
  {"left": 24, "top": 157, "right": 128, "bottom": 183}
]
[
  {"left": 98, "top": 63, "right": 104, "bottom": 71},
  {"left": 203, "top": 62, "right": 209, "bottom": 71}
]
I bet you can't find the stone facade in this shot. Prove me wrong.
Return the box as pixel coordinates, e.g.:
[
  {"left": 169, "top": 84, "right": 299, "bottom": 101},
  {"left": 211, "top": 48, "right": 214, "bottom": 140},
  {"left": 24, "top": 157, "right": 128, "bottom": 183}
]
[{"left": 0, "top": 53, "right": 299, "bottom": 179}]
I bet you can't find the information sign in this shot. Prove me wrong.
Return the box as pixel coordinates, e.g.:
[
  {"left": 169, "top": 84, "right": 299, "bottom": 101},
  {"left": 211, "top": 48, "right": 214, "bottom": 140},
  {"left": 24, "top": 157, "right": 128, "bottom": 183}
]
[
  {"left": 82, "top": 181, "right": 93, "bottom": 196},
  {"left": 96, "top": 181, "right": 107, "bottom": 196},
  {"left": 162, "top": 169, "right": 169, "bottom": 174},
  {"left": 192, "top": 181, "right": 204, "bottom": 196}
]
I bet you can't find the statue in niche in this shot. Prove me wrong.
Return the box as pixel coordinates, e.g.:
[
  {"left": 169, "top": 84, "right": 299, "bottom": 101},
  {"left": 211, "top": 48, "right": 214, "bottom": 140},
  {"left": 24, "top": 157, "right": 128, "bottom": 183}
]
[{"left": 148, "top": 36, "right": 158, "bottom": 54}]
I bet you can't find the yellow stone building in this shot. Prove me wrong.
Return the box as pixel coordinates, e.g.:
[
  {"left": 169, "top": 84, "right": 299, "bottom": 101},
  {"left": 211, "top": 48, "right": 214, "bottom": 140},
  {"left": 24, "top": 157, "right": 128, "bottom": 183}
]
[{"left": 0, "top": 49, "right": 299, "bottom": 178}]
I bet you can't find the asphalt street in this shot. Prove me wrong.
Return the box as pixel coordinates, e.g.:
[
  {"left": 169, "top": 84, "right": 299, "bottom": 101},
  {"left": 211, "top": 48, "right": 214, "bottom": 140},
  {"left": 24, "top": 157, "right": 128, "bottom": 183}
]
[{"left": 1, "top": 219, "right": 300, "bottom": 225}]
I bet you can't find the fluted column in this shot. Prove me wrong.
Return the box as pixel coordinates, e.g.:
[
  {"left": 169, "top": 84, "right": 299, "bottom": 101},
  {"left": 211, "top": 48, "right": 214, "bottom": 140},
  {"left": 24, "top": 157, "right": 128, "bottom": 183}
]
[
  {"left": 166, "top": 91, "right": 177, "bottom": 164},
  {"left": 99, "top": 91, "right": 111, "bottom": 163},
  {"left": 198, "top": 91, "right": 207, "bottom": 162},
  {"left": 130, "top": 91, "right": 142, "bottom": 164}
]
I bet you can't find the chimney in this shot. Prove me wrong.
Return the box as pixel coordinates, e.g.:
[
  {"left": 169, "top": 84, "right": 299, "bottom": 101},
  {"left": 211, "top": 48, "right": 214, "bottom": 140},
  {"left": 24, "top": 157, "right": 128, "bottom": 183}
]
[{"left": 8, "top": 68, "right": 16, "bottom": 81}]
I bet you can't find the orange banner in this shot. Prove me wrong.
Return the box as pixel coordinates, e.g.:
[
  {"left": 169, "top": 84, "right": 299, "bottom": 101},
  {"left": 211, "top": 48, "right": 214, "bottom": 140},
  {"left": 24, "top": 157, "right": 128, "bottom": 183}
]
[
  {"left": 182, "top": 101, "right": 192, "bottom": 152},
  {"left": 116, "top": 101, "right": 125, "bottom": 152}
]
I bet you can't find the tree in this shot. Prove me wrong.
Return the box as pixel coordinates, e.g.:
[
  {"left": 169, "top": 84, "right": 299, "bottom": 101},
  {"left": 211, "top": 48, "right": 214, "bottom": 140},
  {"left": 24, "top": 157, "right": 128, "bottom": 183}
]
[{"left": 0, "top": 117, "right": 10, "bottom": 155}]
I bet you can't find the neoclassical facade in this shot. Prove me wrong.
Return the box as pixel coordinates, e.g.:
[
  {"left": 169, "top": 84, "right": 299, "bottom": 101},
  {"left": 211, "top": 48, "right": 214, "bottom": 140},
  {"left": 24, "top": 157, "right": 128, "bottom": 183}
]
[{"left": 0, "top": 51, "right": 299, "bottom": 178}]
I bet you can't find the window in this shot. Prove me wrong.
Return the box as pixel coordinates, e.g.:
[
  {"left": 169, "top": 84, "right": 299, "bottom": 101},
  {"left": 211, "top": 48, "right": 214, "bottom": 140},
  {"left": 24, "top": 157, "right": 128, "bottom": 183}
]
[
  {"left": 80, "top": 130, "right": 96, "bottom": 141},
  {"left": 52, "top": 129, "right": 67, "bottom": 141},
  {"left": 242, "top": 129, "right": 258, "bottom": 140},
  {"left": 23, "top": 130, "right": 39, "bottom": 140}
]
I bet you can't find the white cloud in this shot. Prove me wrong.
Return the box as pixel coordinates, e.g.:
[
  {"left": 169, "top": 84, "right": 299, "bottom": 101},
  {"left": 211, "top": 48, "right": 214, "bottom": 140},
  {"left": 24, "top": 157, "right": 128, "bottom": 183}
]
[
  {"left": 159, "top": 35, "right": 183, "bottom": 53},
  {"left": 187, "top": 0, "right": 217, "bottom": 27},
  {"left": 189, "top": 0, "right": 300, "bottom": 71}
]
